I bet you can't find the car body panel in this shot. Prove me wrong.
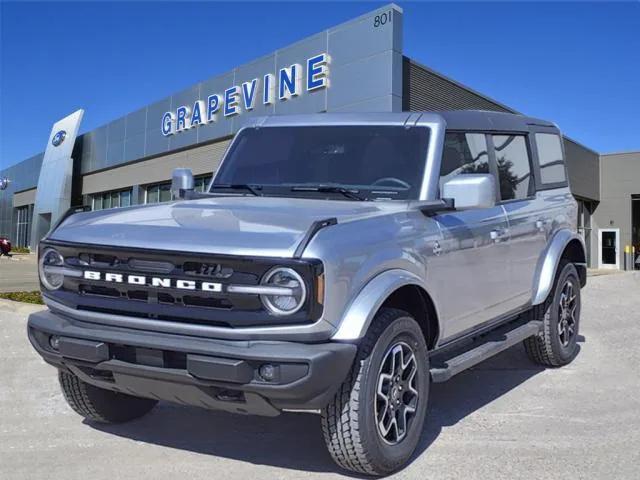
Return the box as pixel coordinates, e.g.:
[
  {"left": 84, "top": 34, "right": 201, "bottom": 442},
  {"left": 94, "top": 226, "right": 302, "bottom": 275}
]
[
  {"left": 506, "top": 188, "right": 577, "bottom": 306},
  {"left": 49, "top": 196, "right": 410, "bottom": 258},
  {"left": 531, "top": 226, "right": 585, "bottom": 306}
]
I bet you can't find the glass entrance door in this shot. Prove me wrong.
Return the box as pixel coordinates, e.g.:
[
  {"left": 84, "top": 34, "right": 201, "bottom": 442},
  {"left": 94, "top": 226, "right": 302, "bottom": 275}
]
[{"left": 599, "top": 229, "right": 619, "bottom": 269}]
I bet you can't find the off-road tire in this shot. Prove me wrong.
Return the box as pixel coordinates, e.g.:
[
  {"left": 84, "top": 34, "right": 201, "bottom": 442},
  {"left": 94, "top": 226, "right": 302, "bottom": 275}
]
[
  {"left": 321, "top": 308, "right": 429, "bottom": 476},
  {"left": 59, "top": 370, "right": 157, "bottom": 423},
  {"left": 524, "top": 261, "right": 581, "bottom": 367}
]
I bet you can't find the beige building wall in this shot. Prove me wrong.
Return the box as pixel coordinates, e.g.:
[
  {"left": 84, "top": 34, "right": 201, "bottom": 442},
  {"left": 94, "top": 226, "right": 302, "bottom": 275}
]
[
  {"left": 13, "top": 188, "right": 37, "bottom": 207},
  {"left": 81, "top": 139, "right": 231, "bottom": 195}
]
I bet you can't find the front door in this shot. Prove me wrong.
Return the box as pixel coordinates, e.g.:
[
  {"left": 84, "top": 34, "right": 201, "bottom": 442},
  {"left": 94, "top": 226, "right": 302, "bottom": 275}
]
[
  {"left": 429, "top": 206, "right": 511, "bottom": 341},
  {"left": 599, "top": 229, "right": 620, "bottom": 269}
]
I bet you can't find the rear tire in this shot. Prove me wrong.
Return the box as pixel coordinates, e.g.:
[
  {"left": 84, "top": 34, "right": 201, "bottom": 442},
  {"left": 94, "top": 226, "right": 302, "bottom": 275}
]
[
  {"left": 524, "top": 261, "right": 581, "bottom": 367},
  {"left": 321, "top": 308, "right": 429, "bottom": 476},
  {"left": 59, "top": 370, "right": 157, "bottom": 424}
]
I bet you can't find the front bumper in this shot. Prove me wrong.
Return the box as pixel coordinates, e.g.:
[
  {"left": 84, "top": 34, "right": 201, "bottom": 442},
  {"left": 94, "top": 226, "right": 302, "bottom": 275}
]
[{"left": 28, "top": 309, "right": 357, "bottom": 416}]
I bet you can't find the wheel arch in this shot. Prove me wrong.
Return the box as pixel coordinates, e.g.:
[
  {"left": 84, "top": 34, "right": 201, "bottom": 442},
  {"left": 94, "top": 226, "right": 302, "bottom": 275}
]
[
  {"left": 532, "top": 229, "right": 587, "bottom": 306},
  {"left": 332, "top": 269, "right": 440, "bottom": 349}
]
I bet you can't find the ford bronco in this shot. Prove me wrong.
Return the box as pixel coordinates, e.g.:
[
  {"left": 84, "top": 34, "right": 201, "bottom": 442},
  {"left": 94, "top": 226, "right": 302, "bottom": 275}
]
[{"left": 28, "top": 111, "right": 586, "bottom": 476}]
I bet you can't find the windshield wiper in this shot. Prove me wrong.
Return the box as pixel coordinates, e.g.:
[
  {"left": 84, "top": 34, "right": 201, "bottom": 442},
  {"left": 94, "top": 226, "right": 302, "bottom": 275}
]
[
  {"left": 210, "top": 183, "right": 262, "bottom": 196},
  {"left": 290, "top": 185, "right": 365, "bottom": 201}
]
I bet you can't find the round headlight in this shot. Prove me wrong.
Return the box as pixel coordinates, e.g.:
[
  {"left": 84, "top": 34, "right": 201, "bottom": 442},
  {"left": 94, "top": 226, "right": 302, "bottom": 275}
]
[
  {"left": 260, "top": 267, "right": 307, "bottom": 316},
  {"left": 39, "top": 248, "right": 65, "bottom": 290}
]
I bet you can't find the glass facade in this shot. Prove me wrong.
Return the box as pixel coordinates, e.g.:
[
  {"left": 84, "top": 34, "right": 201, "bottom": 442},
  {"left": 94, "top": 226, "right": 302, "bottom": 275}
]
[
  {"left": 15, "top": 204, "right": 33, "bottom": 248},
  {"left": 145, "top": 175, "right": 211, "bottom": 204},
  {"left": 92, "top": 188, "right": 133, "bottom": 210},
  {"left": 145, "top": 182, "right": 172, "bottom": 204},
  {"left": 194, "top": 175, "right": 212, "bottom": 192}
]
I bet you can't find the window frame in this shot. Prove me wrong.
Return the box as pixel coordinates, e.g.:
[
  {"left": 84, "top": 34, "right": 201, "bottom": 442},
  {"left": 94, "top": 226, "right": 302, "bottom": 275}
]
[
  {"left": 528, "top": 127, "right": 570, "bottom": 191},
  {"left": 214, "top": 125, "right": 432, "bottom": 201},
  {"left": 91, "top": 187, "right": 133, "bottom": 211},
  {"left": 144, "top": 181, "right": 172, "bottom": 204},
  {"left": 441, "top": 130, "right": 500, "bottom": 200},
  {"left": 442, "top": 129, "right": 537, "bottom": 204},
  {"left": 488, "top": 131, "right": 537, "bottom": 204}
]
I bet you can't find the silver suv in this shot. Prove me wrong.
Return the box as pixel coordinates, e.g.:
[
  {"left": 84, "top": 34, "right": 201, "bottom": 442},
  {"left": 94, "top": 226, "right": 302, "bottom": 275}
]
[{"left": 28, "top": 111, "right": 586, "bottom": 476}]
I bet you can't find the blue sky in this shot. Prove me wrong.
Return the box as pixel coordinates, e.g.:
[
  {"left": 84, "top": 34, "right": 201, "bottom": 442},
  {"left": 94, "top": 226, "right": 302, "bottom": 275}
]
[{"left": 1, "top": 1, "right": 639, "bottom": 170}]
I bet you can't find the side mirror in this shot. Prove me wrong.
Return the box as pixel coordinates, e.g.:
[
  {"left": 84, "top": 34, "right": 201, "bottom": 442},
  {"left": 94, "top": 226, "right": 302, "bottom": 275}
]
[
  {"left": 442, "top": 174, "right": 496, "bottom": 209},
  {"left": 171, "top": 168, "right": 194, "bottom": 200}
]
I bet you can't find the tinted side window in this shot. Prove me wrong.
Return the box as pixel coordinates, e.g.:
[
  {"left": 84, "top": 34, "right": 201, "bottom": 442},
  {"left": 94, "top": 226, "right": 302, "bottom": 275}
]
[
  {"left": 535, "top": 133, "right": 567, "bottom": 184},
  {"left": 439, "top": 133, "right": 489, "bottom": 191},
  {"left": 493, "top": 135, "right": 533, "bottom": 201}
]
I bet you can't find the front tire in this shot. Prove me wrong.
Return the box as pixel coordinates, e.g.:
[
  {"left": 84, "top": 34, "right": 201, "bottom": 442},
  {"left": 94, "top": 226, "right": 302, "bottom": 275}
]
[
  {"left": 59, "top": 371, "right": 157, "bottom": 424},
  {"left": 524, "top": 261, "right": 581, "bottom": 367},
  {"left": 321, "top": 308, "right": 429, "bottom": 476}
]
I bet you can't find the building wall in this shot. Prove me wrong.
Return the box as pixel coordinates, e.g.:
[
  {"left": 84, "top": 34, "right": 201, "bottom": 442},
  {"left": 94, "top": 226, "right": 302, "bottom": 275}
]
[
  {"left": 0, "top": 153, "right": 43, "bottom": 240},
  {"left": 593, "top": 151, "right": 640, "bottom": 268},
  {"left": 402, "top": 58, "right": 513, "bottom": 112},
  {"left": 81, "top": 139, "right": 231, "bottom": 196},
  {"left": 13, "top": 188, "right": 37, "bottom": 208},
  {"left": 563, "top": 139, "right": 600, "bottom": 201}
]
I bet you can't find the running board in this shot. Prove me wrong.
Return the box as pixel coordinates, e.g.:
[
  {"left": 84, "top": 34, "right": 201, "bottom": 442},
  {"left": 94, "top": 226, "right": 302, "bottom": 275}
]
[{"left": 429, "top": 321, "right": 542, "bottom": 383}]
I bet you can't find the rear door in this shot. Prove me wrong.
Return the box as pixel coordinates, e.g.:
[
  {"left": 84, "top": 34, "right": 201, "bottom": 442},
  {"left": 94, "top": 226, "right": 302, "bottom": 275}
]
[{"left": 491, "top": 132, "right": 547, "bottom": 309}]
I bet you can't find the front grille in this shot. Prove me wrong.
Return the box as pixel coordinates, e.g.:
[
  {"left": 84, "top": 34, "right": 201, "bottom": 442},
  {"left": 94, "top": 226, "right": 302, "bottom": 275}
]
[
  {"left": 80, "top": 285, "right": 119, "bottom": 298},
  {"left": 77, "top": 305, "right": 230, "bottom": 327},
  {"left": 43, "top": 241, "right": 323, "bottom": 328}
]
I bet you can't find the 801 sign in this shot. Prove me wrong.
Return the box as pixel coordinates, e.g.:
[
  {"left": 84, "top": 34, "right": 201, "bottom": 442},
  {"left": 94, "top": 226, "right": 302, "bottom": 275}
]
[{"left": 373, "top": 10, "right": 392, "bottom": 28}]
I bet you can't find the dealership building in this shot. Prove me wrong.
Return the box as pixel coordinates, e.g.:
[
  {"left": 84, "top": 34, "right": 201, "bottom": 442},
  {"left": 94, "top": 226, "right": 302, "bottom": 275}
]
[{"left": 0, "top": 4, "right": 638, "bottom": 270}]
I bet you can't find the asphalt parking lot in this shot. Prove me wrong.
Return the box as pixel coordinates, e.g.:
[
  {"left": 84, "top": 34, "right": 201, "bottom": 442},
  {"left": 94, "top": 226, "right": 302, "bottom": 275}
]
[
  {"left": 0, "top": 254, "right": 39, "bottom": 293},
  {"left": 2, "top": 272, "right": 639, "bottom": 480}
]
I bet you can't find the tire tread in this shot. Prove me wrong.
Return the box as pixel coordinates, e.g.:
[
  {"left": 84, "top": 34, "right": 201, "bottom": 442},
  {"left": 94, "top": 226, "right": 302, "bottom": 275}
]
[
  {"left": 321, "top": 308, "right": 409, "bottom": 475},
  {"left": 524, "top": 261, "right": 579, "bottom": 367}
]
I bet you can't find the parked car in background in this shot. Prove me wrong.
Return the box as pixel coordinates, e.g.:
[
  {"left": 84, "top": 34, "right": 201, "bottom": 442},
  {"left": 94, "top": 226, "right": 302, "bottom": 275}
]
[
  {"left": 0, "top": 237, "right": 12, "bottom": 257},
  {"left": 27, "top": 111, "right": 586, "bottom": 476}
]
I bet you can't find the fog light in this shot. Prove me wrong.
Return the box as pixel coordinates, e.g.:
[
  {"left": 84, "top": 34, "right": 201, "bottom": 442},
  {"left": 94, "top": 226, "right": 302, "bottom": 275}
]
[
  {"left": 49, "top": 335, "right": 60, "bottom": 351},
  {"left": 259, "top": 364, "right": 277, "bottom": 382}
]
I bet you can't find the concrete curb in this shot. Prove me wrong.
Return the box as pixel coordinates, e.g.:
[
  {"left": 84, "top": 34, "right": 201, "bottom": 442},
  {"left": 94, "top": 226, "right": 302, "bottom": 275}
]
[{"left": 0, "top": 298, "right": 46, "bottom": 315}]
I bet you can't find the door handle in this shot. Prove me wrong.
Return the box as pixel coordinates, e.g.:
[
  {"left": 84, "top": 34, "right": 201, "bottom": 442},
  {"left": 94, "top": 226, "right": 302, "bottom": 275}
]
[
  {"left": 536, "top": 218, "right": 550, "bottom": 232},
  {"left": 432, "top": 240, "right": 442, "bottom": 256},
  {"left": 490, "top": 228, "right": 508, "bottom": 242}
]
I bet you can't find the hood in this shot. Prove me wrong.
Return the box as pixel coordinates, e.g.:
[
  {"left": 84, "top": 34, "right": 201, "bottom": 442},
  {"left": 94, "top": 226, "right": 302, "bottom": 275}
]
[{"left": 50, "top": 196, "right": 408, "bottom": 257}]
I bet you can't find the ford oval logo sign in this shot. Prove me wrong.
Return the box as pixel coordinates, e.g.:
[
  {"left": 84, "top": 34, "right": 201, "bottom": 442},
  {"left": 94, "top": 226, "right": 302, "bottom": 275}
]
[
  {"left": 52, "top": 130, "right": 67, "bottom": 147},
  {"left": 0, "top": 177, "right": 9, "bottom": 191}
]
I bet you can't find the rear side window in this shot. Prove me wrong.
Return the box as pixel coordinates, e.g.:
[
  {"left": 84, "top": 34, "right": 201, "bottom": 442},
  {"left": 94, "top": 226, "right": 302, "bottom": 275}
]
[
  {"left": 493, "top": 135, "right": 534, "bottom": 201},
  {"left": 439, "top": 133, "right": 489, "bottom": 191},
  {"left": 535, "top": 133, "right": 567, "bottom": 184}
]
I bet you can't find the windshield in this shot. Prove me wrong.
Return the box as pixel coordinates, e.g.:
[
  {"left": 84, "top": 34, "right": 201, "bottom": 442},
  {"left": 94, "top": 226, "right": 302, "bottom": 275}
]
[{"left": 213, "top": 126, "right": 430, "bottom": 200}]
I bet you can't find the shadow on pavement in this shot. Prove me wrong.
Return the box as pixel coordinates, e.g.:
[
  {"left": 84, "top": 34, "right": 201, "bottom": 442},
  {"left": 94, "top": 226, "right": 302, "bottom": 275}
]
[{"left": 87, "top": 342, "right": 577, "bottom": 476}]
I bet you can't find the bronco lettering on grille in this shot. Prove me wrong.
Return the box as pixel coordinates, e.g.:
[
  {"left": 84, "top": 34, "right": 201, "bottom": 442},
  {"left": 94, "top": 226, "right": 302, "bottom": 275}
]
[{"left": 83, "top": 270, "right": 222, "bottom": 292}]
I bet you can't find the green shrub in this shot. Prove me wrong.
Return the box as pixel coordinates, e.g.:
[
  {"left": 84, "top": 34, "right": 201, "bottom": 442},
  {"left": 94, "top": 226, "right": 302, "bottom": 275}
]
[
  {"left": 11, "top": 246, "right": 31, "bottom": 254},
  {"left": 0, "top": 291, "right": 44, "bottom": 304}
]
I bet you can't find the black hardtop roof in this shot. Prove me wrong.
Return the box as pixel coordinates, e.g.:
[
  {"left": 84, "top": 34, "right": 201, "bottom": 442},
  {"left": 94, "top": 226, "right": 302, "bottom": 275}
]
[
  {"left": 257, "top": 110, "right": 559, "bottom": 133},
  {"left": 437, "top": 110, "right": 558, "bottom": 132}
]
